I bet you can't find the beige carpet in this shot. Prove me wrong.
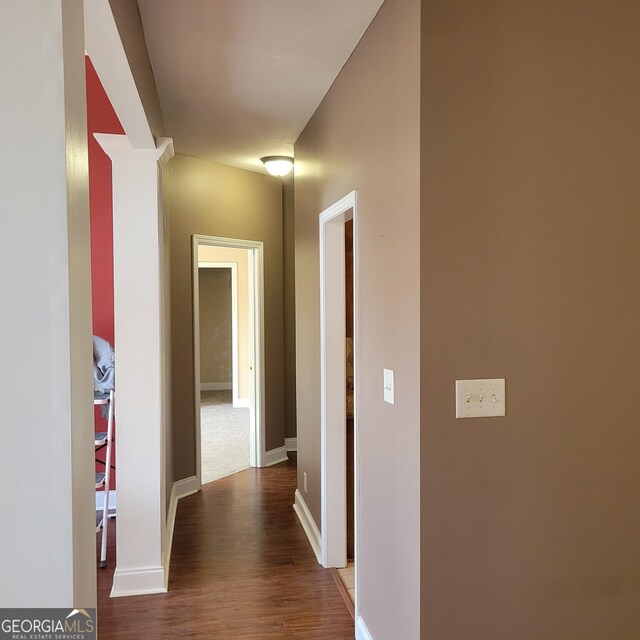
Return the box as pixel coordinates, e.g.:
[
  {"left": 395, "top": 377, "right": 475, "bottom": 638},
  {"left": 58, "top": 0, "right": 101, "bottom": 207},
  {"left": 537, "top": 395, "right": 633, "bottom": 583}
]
[{"left": 200, "top": 390, "right": 250, "bottom": 484}]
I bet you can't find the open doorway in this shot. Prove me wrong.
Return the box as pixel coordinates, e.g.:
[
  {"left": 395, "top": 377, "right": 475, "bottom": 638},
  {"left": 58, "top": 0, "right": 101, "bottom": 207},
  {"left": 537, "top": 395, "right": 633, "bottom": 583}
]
[
  {"left": 338, "top": 217, "right": 355, "bottom": 602},
  {"left": 319, "top": 191, "right": 360, "bottom": 616},
  {"left": 197, "top": 261, "right": 249, "bottom": 483},
  {"left": 192, "top": 235, "right": 266, "bottom": 487}
]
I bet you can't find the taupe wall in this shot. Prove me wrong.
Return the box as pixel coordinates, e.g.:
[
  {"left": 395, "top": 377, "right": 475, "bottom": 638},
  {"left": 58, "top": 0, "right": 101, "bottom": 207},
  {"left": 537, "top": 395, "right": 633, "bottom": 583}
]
[
  {"left": 282, "top": 176, "right": 297, "bottom": 439},
  {"left": 294, "top": 0, "right": 421, "bottom": 637},
  {"left": 167, "top": 154, "right": 285, "bottom": 480},
  {"left": 421, "top": 1, "right": 640, "bottom": 638},
  {"left": 198, "top": 269, "right": 233, "bottom": 385}
]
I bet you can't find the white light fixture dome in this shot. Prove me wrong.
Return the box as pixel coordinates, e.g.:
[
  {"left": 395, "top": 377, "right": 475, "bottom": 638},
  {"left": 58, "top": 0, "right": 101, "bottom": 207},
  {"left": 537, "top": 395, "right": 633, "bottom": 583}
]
[{"left": 260, "top": 155, "right": 294, "bottom": 177}]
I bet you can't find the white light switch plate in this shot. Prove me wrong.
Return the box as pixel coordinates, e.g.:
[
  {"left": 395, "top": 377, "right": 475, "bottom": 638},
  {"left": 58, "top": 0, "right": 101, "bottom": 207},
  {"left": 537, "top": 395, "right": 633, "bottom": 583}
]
[
  {"left": 383, "top": 368, "right": 395, "bottom": 405},
  {"left": 455, "top": 378, "right": 505, "bottom": 418}
]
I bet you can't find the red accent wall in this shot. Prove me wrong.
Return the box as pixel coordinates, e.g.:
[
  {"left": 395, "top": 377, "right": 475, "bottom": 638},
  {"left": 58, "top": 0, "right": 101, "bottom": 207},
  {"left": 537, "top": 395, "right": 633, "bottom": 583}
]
[
  {"left": 86, "top": 56, "right": 123, "bottom": 344},
  {"left": 86, "top": 56, "right": 124, "bottom": 490}
]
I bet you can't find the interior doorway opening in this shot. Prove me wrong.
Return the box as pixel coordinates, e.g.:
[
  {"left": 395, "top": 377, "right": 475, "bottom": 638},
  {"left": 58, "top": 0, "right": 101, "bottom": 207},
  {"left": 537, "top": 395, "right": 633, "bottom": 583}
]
[
  {"left": 345, "top": 218, "right": 355, "bottom": 562},
  {"left": 197, "top": 261, "right": 250, "bottom": 483},
  {"left": 192, "top": 235, "right": 266, "bottom": 487},
  {"left": 319, "top": 190, "right": 360, "bottom": 618}
]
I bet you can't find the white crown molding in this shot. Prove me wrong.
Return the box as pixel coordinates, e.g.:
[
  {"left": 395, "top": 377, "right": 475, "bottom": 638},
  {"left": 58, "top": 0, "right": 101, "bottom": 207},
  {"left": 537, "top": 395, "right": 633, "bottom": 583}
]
[{"left": 94, "top": 133, "right": 174, "bottom": 164}]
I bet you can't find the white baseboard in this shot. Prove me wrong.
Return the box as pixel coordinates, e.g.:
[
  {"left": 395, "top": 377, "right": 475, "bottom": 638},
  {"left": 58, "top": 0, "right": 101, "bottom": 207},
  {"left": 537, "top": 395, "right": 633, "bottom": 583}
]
[
  {"left": 111, "top": 476, "right": 199, "bottom": 598},
  {"left": 356, "top": 616, "right": 373, "bottom": 640},
  {"left": 293, "top": 489, "right": 321, "bottom": 564},
  {"left": 110, "top": 566, "right": 167, "bottom": 598},
  {"left": 285, "top": 437, "right": 297, "bottom": 452},
  {"left": 200, "top": 382, "right": 231, "bottom": 391},
  {"left": 95, "top": 489, "right": 117, "bottom": 510},
  {"left": 265, "top": 446, "right": 288, "bottom": 467},
  {"left": 233, "top": 397, "right": 250, "bottom": 408},
  {"left": 162, "top": 475, "right": 200, "bottom": 588}
]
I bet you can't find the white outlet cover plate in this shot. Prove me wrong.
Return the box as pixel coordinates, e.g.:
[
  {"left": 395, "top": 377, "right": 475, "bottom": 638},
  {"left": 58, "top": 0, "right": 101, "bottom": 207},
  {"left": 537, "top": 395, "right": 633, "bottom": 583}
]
[{"left": 455, "top": 378, "right": 506, "bottom": 418}]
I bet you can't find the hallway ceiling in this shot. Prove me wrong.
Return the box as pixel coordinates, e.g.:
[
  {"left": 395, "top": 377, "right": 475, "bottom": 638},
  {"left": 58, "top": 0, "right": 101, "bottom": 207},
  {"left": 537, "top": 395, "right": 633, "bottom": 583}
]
[{"left": 136, "top": 0, "right": 385, "bottom": 174}]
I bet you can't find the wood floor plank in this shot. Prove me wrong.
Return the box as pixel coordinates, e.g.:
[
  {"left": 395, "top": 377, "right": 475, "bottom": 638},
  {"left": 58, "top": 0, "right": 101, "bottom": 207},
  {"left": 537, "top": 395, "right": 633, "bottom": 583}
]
[{"left": 97, "top": 455, "right": 354, "bottom": 639}]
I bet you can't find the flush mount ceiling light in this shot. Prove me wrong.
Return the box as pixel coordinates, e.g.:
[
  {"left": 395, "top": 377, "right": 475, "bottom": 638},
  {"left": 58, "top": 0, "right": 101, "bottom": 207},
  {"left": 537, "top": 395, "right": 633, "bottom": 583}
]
[{"left": 260, "top": 155, "right": 294, "bottom": 177}]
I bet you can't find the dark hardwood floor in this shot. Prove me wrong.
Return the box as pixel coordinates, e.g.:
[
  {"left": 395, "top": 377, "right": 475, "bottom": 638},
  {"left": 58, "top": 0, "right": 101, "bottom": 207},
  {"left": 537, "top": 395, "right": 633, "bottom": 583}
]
[{"left": 96, "top": 455, "right": 354, "bottom": 639}]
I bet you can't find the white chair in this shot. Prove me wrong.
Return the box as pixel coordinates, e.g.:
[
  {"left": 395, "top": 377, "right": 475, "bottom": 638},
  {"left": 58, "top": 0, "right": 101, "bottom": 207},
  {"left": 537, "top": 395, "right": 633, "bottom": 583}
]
[{"left": 94, "top": 389, "right": 115, "bottom": 568}]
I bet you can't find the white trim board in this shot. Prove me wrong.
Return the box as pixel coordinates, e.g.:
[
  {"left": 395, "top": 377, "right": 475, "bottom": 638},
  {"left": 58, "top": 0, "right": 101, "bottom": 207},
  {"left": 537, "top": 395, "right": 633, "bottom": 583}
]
[
  {"left": 319, "top": 190, "right": 356, "bottom": 568},
  {"left": 265, "top": 446, "right": 288, "bottom": 467},
  {"left": 356, "top": 616, "right": 374, "bottom": 640},
  {"left": 84, "top": 0, "right": 155, "bottom": 149},
  {"left": 98, "top": 133, "right": 175, "bottom": 601},
  {"left": 192, "top": 235, "right": 266, "bottom": 485},
  {"left": 293, "top": 490, "right": 322, "bottom": 564},
  {"left": 200, "top": 382, "right": 232, "bottom": 391},
  {"left": 319, "top": 190, "right": 361, "bottom": 621},
  {"left": 111, "top": 475, "right": 200, "bottom": 597},
  {"left": 285, "top": 437, "right": 297, "bottom": 452},
  {"left": 161, "top": 475, "right": 199, "bottom": 590},
  {"left": 110, "top": 567, "right": 166, "bottom": 598}
]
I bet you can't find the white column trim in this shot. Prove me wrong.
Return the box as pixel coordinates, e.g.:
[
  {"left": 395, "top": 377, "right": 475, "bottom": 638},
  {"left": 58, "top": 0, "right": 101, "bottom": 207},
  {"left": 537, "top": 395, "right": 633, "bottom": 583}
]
[{"left": 96, "top": 134, "right": 174, "bottom": 598}]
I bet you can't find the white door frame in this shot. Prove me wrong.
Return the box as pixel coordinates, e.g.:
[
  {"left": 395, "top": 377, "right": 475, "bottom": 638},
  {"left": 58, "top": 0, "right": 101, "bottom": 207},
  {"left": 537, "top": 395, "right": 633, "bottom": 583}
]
[
  {"left": 192, "top": 235, "right": 266, "bottom": 484},
  {"left": 319, "top": 190, "right": 360, "bottom": 617},
  {"left": 197, "top": 261, "right": 240, "bottom": 406}
]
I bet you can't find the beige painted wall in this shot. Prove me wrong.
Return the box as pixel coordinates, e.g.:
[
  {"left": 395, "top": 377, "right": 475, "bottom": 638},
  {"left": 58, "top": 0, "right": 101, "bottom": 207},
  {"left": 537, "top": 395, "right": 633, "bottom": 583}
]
[
  {"left": 167, "top": 154, "right": 285, "bottom": 480},
  {"left": 0, "top": 0, "right": 96, "bottom": 607},
  {"left": 198, "top": 268, "right": 232, "bottom": 385},
  {"left": 294, "top": 0, "right": 421, "bottom": 637},
  {"left": 421, "top": 1, "right": 640, "bottom": 638},
  {"left": 198, "top": 245, "right": 251, "bottom": 400}
]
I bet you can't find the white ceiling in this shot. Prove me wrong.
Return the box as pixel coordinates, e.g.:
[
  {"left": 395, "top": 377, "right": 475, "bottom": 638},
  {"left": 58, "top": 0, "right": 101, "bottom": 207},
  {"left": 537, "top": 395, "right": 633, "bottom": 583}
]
[{"left": 136, "top": 0, "right": 385, "bottom": 174}]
